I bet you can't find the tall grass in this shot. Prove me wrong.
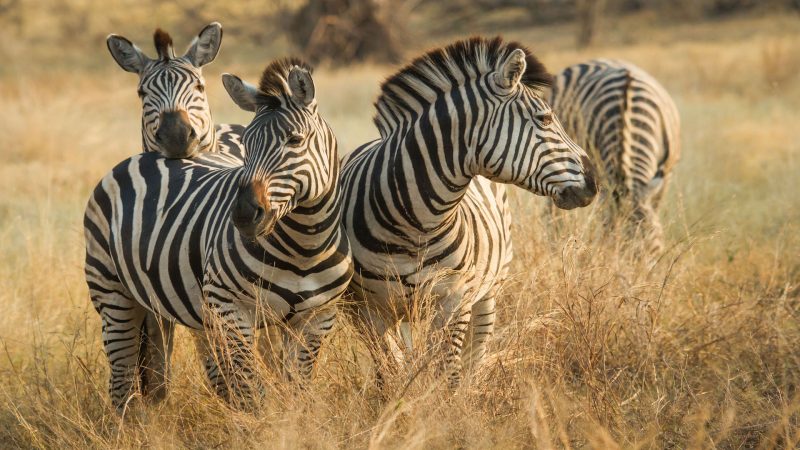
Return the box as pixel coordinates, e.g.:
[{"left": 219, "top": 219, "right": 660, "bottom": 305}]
[{"left": 0, "top": 12, "right": 798, "bottom": 449}]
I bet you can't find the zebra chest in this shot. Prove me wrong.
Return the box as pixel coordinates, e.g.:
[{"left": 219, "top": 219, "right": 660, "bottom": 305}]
[{"left": 201, "top": 247, "right": 346, "bottom": 323}]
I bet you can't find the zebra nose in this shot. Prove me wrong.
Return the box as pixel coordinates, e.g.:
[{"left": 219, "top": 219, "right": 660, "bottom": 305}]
[
  {"left": 154, "top": 110, "right": 197, "bottom": 158},
  {"left": 233, "top": 193, "right": 264, "bottom": 225},
  {"left": 566, "top": 185, "right": 594, "bottom": 206},
  {"left": 232, "top": 183, "right": 275, "bottom": 239}
]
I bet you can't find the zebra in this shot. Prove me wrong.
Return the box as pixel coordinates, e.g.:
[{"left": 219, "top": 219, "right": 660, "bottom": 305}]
[
  {"left": 340, "top": 37, "right": 598, "bottom": 386},
  {"left": 107, "top": 22, "right": 244, "bottom": 159},
  {"left": 548, "top": 59, "right": 681, "bottom": 256},
  {"left": 84, "top": 58, "right": 352, "bottom": 411}
]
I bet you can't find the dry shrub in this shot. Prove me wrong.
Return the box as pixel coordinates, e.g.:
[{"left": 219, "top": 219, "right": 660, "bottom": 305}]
[
  {"left": 761, "top": 38, "right": 800, "bottom": 90},
  {"left": 2, "top": 195, "right": 798, "bottom": 448}
]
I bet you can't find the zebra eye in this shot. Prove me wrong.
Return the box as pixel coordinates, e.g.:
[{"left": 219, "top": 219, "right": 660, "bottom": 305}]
[
  {"left": 195, "top": 83, "right": 205, "bottom": 93},
  {"left": 137, "top": 88, "right": 146, "bottom": 98},
  {"left": 536, "top": 113, "right": 553, "bottom": 127},
  {"left": 286, "top": 134, "right": 304, "bottom": 146}
]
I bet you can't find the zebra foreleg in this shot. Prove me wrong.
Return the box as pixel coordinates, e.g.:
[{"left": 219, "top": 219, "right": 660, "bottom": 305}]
[
  {"left": 460, "top": 295, "right": 497, "bottom": 375},
  {"left": 348, "top": 303, "right": 404, "bottom": 392},
  {"left": 199, "top": 304, "right": 261, "bottom": 409},
  {"left": 138, "top": 312, "right": 175, "bottom": 404},
  {"left": 435, "top": 298, "right": 472, "bottom": 389},
  {"left": 283, "top": 303, "right": 338, "bottom": 381}
]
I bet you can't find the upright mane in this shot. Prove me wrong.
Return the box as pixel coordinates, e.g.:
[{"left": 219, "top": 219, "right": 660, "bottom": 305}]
[
  {"left": 153, "top": 29, "right": 174, "bottom": 60},
  {"left": 259, "top": 57, "right": 313, "bottom": 98},
  {"left": 373, "top": 36, "right": 552, "bottom": 136}
]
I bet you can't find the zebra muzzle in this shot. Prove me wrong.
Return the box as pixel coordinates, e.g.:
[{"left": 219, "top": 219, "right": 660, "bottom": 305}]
[
  {"left": 231, "top": 184, "right": 277, "bottom": 239},
  {"left": 552, "top": 155, "right": 599, "bottom": 210},
  {"left": 155, "top": 110, "right": 199, "bottom": 159}
]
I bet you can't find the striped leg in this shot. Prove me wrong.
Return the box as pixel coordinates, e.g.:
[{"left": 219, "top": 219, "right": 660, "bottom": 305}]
[
  {"left": 256, "top": 324, "right": 284, "bottom": 373},
  {"left": 460, "top": 295, "right": 497, "bottom": 373},
  {"left": 90, "top": 284, "right": 148, "bottom": 412},
  {"left": 632, "top": 201, "right": 664, "bottom": 261},
  {"left": 283, "top": 303, "right": 338, "bottom": 381},
  {"left": 436, "top": 297, "right": 472, "bottom": 388},
  {"left": 350, "top": 304, "right": 402, "bottom": 390},
  {"left": 138, "top": 312, "right": 175, "bottom": 403},
  {"left": 199, "top": 303, "right": 260, "bottom": 408}
]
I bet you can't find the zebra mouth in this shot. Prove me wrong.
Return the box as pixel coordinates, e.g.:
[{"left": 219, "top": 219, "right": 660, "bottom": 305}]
[
  {"left": 552, "top": 184, "right": 597, "bottom": 210},
  {"left": 233, "top": 210, "right": 277, "bottom": 240},
  {"left": 160, "top": 137, "right": 200, "bottom": 159}
]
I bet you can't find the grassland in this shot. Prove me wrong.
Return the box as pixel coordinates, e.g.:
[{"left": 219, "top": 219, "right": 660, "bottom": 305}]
[{"left": 0, "top": 10, "right": 799, "bottom": 449}]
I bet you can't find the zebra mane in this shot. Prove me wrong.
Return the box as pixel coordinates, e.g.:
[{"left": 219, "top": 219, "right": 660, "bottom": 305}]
[
  {"left": 153, "top": 29, "right": 175, "bottom": 60},
  {"left": 259, "top": 57, "right": 314, "bottom": 98},
  {"left": 373, "top": 36, "right": 552, "bottom": 136}
]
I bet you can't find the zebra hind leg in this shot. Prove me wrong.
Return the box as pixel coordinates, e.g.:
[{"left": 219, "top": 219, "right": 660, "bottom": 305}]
[
  {"left": 631, "top": 201, "right": 664, "bottom": 265},
  {"left": 138, "top": 312, "right": 175, "bottom": 404},
  {"left": 90, "top": 285, "right": 148, "bottom": 413}
]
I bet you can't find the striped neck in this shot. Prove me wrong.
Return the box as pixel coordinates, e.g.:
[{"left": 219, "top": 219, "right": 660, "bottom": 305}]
[
  {"left": 377, "top": 95, "right": 478, "bottom": 234},
  {"left": 235, "top": 168, "right": 342, "bottom": 252}
]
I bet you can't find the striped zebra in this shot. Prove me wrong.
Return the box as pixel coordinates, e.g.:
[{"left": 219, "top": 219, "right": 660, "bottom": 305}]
[
  {"left": 84, "top": 58, "right": 352, "bottom": 411},
  {"left": 107, "top": 22, "right": 244, "bottom": 159},
  {"left": 548, "top": 59, "right": 681, "bottom": 256},
  {"left": 340, "top": 37, "right": 598, "bottom": 386}
]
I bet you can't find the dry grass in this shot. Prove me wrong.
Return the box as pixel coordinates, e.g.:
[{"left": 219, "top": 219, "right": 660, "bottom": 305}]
[{"left": 0, "top": 11, "right": 799, "bottom": 449}]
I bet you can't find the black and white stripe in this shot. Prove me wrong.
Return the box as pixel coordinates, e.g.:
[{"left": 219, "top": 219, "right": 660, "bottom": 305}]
[
  {"left": 84, "top": 59, "right": 352, "bottom": 410},
  {"left": 548, "top": 59, "right": 681, "bottom": 255},
  {"left": 107, "top": 22, "right": 243, "bottom": 159},
  {"left": 340, "top": 37, "right": 597, "bottom": 386}
]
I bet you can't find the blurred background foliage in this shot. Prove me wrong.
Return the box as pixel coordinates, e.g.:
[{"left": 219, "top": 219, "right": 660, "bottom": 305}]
[{"left": 1, "top": 0, "right": 799, "bottom": 67}]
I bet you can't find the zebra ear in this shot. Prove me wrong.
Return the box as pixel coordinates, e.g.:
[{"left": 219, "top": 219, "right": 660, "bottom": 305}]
[
  {"left": 287, "top": 66, "right": 315, "bottom": 107},
  {"left": 496, "top": 48, "right": 527, "bottom": 90},
  {"left": 222, "top": 73, "right": 260, "bottom": 112},
  {"left": 185, "top": 22, "right": 223, "bottom": 67},
  {"left": 107, "top": 34, "right": 148, "bottom": 74}
]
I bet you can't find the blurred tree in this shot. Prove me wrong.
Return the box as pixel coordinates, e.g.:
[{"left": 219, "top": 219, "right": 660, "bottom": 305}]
[
  {"left": 285, "top": 0, "right": 414, "bottom": 66},
  {"left": 0, "top": 0, "right": 22, "bottom": 32},
  {"left": 576, "top": 0, "right": 605, "bottom": 48}
]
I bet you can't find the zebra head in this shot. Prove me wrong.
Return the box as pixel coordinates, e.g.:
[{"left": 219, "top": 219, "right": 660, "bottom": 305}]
[
  {"left": 106, "top": 23, "right": 223, "bottom": 159},
  {"left": 223, "top": 59, "right": 336, "bottom": 239},
  {"left": 477, "top": 46, "right": 597, "bottom": 210}
]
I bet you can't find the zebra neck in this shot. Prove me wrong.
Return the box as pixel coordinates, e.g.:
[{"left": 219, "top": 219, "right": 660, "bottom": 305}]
[{"left": 379, "top": 105, "right": 475, "bottom": 233}]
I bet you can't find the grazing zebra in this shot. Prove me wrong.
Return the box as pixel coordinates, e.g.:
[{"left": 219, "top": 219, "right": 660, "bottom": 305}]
[
  {"left": 107, "top": 22, "right": 244, "bottom": 159},
  {"left": 84, "top": 58, "right": 352, "bottom": 411},
  {"left": 340, "top": 37, "right": 598, "bottom": 386},
  {"left": 548, "top": 59, "right": 681, "bottom": 256}
]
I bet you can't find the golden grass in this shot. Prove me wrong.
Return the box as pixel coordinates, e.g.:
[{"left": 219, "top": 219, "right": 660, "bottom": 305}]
[{"left": 0, "top": 12, "right": 799, "bottom": 449}]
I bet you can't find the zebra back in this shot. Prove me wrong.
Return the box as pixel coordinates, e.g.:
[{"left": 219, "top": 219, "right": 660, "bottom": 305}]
[{"left": 549, "top": 59, "right": 681, "bottom": 203}]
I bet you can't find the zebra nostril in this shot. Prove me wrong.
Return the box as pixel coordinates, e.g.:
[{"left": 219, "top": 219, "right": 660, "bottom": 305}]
[
  {"left": 252, "top": 205, "right": 264, "bottom": 224},
  {"left": 155, "top": 129, "right": 164, "bottom": 143},
  {"left": 189, "top": 127, "right": 197, "bottom": 139}
]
